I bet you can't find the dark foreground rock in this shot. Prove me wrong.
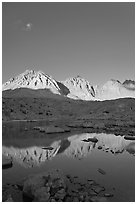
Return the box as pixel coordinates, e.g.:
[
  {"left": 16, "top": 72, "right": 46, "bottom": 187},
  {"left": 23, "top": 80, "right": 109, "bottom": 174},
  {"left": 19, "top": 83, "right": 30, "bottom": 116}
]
[
  {"left": 2, "top": 169, "right": 114, "bottom": 202},
  {"left": 2, "top": 184, "right": 23, "bottom": 202}
]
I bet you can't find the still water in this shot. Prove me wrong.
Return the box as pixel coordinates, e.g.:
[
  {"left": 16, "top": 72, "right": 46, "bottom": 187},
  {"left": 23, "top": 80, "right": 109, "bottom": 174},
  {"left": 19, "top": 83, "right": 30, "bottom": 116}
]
[{"left": 2, "top": 121, "right": 135, "bottom": 202}]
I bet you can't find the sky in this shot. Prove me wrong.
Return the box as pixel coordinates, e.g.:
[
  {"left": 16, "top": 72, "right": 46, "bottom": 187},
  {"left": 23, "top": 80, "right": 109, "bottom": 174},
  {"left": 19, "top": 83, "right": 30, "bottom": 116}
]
[{"left": 2, "top": 2, "right": 135, "bottom": 85}]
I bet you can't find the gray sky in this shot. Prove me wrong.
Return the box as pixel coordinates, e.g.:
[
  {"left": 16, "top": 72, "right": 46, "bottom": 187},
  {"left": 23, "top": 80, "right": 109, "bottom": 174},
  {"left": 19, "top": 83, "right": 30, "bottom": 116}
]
[{"left": 2, "top": 2, "right": 135, "bottom": 85}]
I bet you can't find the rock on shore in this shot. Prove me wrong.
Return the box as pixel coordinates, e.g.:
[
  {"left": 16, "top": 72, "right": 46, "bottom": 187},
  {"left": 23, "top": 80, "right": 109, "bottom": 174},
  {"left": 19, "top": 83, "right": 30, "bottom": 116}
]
[
  {"left": 2, "top": 169, "right": 114, "bottom": 202},
  {"left": 33, "top": 125, "right": 70, "bottom": 133}
]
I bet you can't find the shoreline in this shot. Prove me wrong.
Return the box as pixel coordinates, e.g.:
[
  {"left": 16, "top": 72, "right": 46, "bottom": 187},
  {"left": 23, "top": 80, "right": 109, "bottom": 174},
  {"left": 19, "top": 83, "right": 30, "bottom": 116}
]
[{"left": 2, "top": 118, "right": 135, "bottom": 137}]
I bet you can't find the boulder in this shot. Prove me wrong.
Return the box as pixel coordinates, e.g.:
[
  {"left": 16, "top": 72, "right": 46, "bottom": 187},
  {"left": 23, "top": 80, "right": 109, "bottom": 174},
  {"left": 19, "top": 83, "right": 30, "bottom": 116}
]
[
  {"left": 87, "top": 179, "right": 96, "bottom": 185},
  {"left": 82, "top": 137, "right": 98, "bottom": 143},
  {"left": 2, "top": 185, "right": 23, "bottom": 202},
  {"left": 44, "top": 126, "right": 66, "bottom": 133},
  {"left": 34, "top": 125, "right": 69, "bottom": 133},
  {"left": 42, "top": 147, "right": 54, "bottom": 150},
  {"left": 5, "top": 194, "right": 13, "bottom": 202},
  {"left": 2, "top": 155, "right": 12, "bottom": 169},
  {"left": 125, "top": 142, "right": 135, "bottom": 155},
  {"left": 67, "top": 122, "right": 83, "bottom": 128},
  {"left": 23, "top": 174, "right": 46, "bottom": 199},
  {"left": 94, "top": 123, "right": 105, "bottom": 129},
  {"left": 82, "top": 122, "right": 94, "bottom": 128},
  {"left": 33, "top": 126, "right": 41, "bottom": 130},
  {"left": 104, "top": 193, "right": 114, "bottom": 197},
  {"left": 98, "top": 168, "right": 106, "bottom": 175},
  {"left": 54, "top": 188, "right": 66, "bottom": 200},
  {"left": 92, "top": 185, "right": 105, "bottom": 194},
  {"left": 87, "top": 137, "right": 98, "bottom": 143},
  {"left": 98, "top": 146, "right": 103, "bottom": 150},
  {"left": 34, "top": 187, "right": 50, "bottom": 201},
  {"left": 23, "top": 169, "right": 66, "bottom": 201},
  {"left": 90, "top": 196, "right": 108, "bottom": 202},
  {"left": 96, "top": 196, "right": 108, "bottom": 202},
  {"left": 124, "top": 136, "right": 135, "bottom": 141},
  {"left": 73, "top": 197, "right": 79, "bottom": 202}
]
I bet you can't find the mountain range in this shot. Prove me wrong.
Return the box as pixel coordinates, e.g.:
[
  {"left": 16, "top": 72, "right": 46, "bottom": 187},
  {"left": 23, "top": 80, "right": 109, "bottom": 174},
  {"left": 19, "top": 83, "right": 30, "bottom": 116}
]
[{"left": 2, "top": 70, "right": 135, "bottom": 101}]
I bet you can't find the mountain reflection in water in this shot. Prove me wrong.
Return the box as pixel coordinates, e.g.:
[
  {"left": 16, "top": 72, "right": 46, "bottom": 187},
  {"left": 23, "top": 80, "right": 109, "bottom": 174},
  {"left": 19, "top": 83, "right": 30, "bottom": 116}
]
[
  {"left": 2, "top": 133, "right": 135, "bottom": 168},
  {"left": 3, "top": 131, "right": 135, "bottom": 202}
]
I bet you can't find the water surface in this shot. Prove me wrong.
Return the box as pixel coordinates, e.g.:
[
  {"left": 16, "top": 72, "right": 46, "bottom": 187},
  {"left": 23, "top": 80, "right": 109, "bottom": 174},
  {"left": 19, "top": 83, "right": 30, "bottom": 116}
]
[{"left": 2, "top": 121, "right": 135, "bottom": 202}]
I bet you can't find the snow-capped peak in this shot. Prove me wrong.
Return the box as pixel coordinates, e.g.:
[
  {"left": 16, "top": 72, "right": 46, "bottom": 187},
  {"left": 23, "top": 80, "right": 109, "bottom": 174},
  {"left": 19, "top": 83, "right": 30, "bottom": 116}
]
[
  {"left": 94, "top": 79, "right": 135, "bottom": 100},
  {"left": 62, "top": 75, "right": 95, "bottom": 100},
  {"left": 69, "top": 76, "right": 95, "bottom": 95},
  {"left": 2, "top": 69, "right": 61, "bottom": 94},
  {"left": 2, "top": 70, "right": 135, "bottom": 101}
]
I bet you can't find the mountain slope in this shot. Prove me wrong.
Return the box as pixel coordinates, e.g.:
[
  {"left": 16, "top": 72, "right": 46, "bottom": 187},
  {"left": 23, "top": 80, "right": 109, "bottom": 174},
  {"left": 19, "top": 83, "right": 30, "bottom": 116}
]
[
  {"left": 2, "top": 70, "right": 62, "bottom": 95},
  {"left": 62, "top": 75, "right": 95, "bottom": 100},
  {"left": 2, "top": 88, "right": 68, "bottom": 100},
  {"left": 94, "top": 79, "right": 135, "bottom": 101},
  {"left": 2, "top": 70, "right": 135, "bottom": 101}
]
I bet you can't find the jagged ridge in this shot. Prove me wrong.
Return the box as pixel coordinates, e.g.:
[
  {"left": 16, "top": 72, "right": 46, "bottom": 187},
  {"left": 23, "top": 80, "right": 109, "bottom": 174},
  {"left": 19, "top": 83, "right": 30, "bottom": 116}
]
[
  {"left": 62, "top": 75, "right": 95, "bottom": 101},
  {"left": 2, "top": 69, "right": 135, "bottom": 101},
  {"left": 94, "top": 79, "right": 135, "bottom": 101},
  {"left": 2, "top": 70, "right": 61, "bottom": 94}
]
